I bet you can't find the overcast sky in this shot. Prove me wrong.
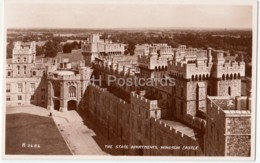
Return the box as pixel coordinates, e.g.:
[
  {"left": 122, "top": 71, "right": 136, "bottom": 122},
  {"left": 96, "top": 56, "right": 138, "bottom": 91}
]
[{"left": 5, "top": 0, "right": 253, "bottom": 29}]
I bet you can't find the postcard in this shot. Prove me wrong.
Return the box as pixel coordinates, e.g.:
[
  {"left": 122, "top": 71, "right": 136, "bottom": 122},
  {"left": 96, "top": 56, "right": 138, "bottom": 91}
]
[{"left": 1, "top": 0, "right": 257, "bottom": 160}]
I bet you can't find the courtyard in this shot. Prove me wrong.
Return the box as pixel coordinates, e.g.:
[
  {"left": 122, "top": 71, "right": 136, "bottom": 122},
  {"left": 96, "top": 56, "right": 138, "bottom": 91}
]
[{"left": 5, "top": 105, "right": 108, "bottom": 155}]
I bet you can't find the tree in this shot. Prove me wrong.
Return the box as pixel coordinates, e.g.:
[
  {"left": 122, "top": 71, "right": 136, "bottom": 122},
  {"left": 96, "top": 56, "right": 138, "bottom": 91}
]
[
  {"left": 127, "top": 41, "right": 136, "bottom": 55},
  {"left": 6, "top": 41, "right": 14, "bottom": 58},
  {"left": 36, "top": 45, "right": 44, "bottom": 56},
  {"left": 63, "top": 43, "right": 73, "bottom": 53},
  {"left": 44, "top": 41, "right": 58, "bottom": 58}
]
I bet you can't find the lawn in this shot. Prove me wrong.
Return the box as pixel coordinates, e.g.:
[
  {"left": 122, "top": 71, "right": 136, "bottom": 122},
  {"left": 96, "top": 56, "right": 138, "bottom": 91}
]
[{"left": 5, "top": 113, "right": 72, "bottom": 155}]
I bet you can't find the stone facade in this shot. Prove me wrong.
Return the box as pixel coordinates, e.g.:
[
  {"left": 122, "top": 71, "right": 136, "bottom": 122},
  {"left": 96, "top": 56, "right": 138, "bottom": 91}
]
[
  {"left": 6, "top": 41, "right": 47, "bottom": 107},
  {"left": 205, "top": 96, "right": 251, "bottom": 156},
  {"left": 5, "top": 37, "right": 251, "bottom": 156}
]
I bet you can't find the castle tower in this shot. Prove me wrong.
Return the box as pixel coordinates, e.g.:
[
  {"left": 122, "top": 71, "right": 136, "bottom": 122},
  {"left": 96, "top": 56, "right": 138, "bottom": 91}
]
[
  {"left": 12, "top": 41, "right": 36, "bottom": 64},
  {"left": 210, "top": 50, "right": 245, "bottom": 97},
  {"left": 81, "top": 34, "right": 101, "bottom": 67}
]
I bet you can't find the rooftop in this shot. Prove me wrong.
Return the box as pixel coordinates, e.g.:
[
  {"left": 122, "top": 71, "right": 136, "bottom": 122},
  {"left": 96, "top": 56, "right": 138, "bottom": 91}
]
[
  {"left": 53, "top": 70, "right": 75, "bottom": 76},
  {"left": 211, "top": 99, "right": 235, "bottom": 110}
]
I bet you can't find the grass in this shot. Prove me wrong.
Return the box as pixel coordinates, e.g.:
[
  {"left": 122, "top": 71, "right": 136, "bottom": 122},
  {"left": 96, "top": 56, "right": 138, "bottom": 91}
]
[{"left": 5, "top": 113, "right": 72, "bottom": 155}]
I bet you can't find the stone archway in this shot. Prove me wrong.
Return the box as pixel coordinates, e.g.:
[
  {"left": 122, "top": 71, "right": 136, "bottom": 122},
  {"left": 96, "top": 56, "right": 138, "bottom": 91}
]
[
  {"left": 54, "top": 100, "right": 60, "bottom": 111},
  {"left": 67, "top": 100, "right": 77, "bottom": 111}
]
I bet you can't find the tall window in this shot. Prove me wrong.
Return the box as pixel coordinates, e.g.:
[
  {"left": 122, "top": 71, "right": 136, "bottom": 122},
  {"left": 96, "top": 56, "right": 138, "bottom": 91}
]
[
  {"left": 17, "top": 57, "right": 20, "bottom": 63},
  {"left": 228, "top": 87, "right": 231, "bottom": 96},
  {"left": 31, "top": 83, "right": 35, "bottom": 92},
  {"left": 23, "top": 57, "right": 26, "bottom": 62},
  {"left": 24, "top": 66, "right": 26, "bottom": 74},
  {"left": 7, "top": 71, "right": 11, "bottom": 77},
  {"left": 18, "top": 83, "right": 22, "bottom": 92},
  {"left": 6, "top": 84, "right": 10, "bottom": 92},
  {"left": 18, "top": 95, "right": 22, "bottom": 100},
  {"left": 69, "top": 86, "right": 76, "bottom": 97},
  {"left": 17, "top": 66, "right": 20, "bottom": 74}
]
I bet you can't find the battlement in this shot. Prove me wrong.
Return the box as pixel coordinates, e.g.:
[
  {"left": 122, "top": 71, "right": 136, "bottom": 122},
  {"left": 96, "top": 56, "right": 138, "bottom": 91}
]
[
  {"left": 168, "top": 60, "right": 212, "bottom": 79},
  {"left": 90, "top": 83, "right": 108, "bottom": 92},
  {"left": 212, "top": 60, "right": 245, "bottom": 78},
  {"left": 94, "top": 61, "right": 136, "bottom": 78},
  {"left": 131, "top": 91, "right": 158, "bottom": 110},
  {"left": 13, "top": 41, "right": 36, "bottom": 55},
  {"left": 151, "top": 118, "right": 197, "bottom": 141},
  {"left": 184, "top": 114, "right": 206, "bottom": 131},
  {"left": 138, "top": 55, "right": 171, "bottom": 70},
  {"left": 89, "top": 84, "right": 130, "bottom": 106}
]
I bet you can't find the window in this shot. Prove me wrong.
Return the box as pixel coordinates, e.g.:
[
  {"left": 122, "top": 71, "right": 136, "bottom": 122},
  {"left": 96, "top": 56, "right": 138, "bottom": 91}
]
[
  {"left": 41, "top": 95, "right": 45, "bottom": 100},
  {"left": 18, "top": 95, "right": 22, "bottom": 100},
  {"left": 41, "top": 88, "right": 45, "bottom": 92},
  {"left": 6, "top": 96, "right": 11, "bottom": 101},
  {"left": 31, "top": 83, "right": 35, "bottom": 92},
  {"left": 6, "top": 84, "right": 10, "bottom": 92},
  {"left": 31, "top": 95, "right": 34, "bottom": 100},
  {"left": 17, "top": 57, "right": 20, "bottom": 63},
  {"left": 32, "top": 71, "right": 36, "bottom": 76},
  {"left": 23, "top": 57, "right": 26, "bottom": 62},
  {"left": 18, "top": 83, "right": 22, "bottom": 92},
  {"left": 7, "top": 71, "right": 11, "bottom": 77},
  {"left": 17, "top": 66, "right": 20, "bottom": 74},
  {"left": 228, "top": 87, "right": 231, "bottom": 96},
  {"left": 181, "top": 87, "right": 184, "bottom": 96},
  {"left": 69, "top": 86, "right": 76, "bottom": 97},
  {"left": 24, "top": 66, "right": 26, "bottom": 74}
]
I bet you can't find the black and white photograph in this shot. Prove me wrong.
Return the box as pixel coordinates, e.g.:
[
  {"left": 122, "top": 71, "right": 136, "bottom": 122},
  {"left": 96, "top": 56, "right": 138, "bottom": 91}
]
[{"left": 1, "top": 0, "right": 257, "bottom": 160}]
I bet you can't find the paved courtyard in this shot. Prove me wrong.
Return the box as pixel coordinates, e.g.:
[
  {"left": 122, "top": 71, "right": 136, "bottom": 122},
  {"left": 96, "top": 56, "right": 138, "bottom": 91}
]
[{"left": 6, "top": 105, "right": 108, "bottom": 155}]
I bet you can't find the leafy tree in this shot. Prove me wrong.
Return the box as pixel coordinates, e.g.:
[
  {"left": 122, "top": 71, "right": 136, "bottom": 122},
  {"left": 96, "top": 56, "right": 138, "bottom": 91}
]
[
  {"left": 6, "top": 41, "right": 14, "bottom": 58},
  {"left": 43, "top": 41, "right": 58, "bottom": 58},
  {"left": 36, "top": 45, "right": 44, "bottom": 56},
  {"left": 63, "top": 43, "right": 73, "bottom": 53},
  {"left": 127, "top": 41, "right": 136, "bottom": 55}
]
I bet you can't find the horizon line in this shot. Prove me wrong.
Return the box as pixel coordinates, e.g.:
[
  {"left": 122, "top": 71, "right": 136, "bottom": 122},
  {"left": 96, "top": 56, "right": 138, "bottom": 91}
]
[{"left": 7, "top": 27, "right": 252, "bottom": 31}]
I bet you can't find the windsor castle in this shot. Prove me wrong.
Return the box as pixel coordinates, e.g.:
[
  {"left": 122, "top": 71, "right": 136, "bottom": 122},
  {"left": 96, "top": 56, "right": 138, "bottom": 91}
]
[{"left": 5, "top": 34, "right": 252, "bottom": 156}]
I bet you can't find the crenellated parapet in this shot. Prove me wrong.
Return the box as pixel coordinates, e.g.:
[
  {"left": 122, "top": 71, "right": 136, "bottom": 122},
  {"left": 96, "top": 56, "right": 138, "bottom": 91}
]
[
  {"left": 211, "top": 60, "right": 245, "bottom": 79},
  {"left": 131, "top": 91, "right": 159, "bottom": 110},
  {"left": 168, "top": 60, "right": 212, "bottom": 80},
  {"left": 13, "top": 41, "right": 36, "bottom": 55},
  {"left": 138, "top": 55, "right": 171, "bottom": 70}
]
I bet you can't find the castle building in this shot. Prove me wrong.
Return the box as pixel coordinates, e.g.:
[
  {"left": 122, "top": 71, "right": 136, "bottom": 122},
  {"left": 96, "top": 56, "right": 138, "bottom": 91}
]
[
  {"left": 138, "top": 44, "right": 173, "bottom": 78},
  {"left": 46, "top": 58, "right": 92, "bottom": 112},
  {"left": 5, "top": 35, "right": 251, "bottom": 156},
  {"left": 6, "top": 42, "right": 47, "bottom": 107},
  {"left": 81, "top": 34, "right": 126, "bottom": 66}
]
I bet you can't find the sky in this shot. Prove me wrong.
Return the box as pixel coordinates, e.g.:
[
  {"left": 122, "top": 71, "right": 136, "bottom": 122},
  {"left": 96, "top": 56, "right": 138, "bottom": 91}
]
[{"left": 4, "top": 0, "right": 253, "bottom": 29}]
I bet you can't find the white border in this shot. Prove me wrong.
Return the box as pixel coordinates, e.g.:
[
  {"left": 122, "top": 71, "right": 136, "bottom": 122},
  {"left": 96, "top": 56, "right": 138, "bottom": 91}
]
[{"left": 1, "top": 0, "right": 258, "bottom": 161}]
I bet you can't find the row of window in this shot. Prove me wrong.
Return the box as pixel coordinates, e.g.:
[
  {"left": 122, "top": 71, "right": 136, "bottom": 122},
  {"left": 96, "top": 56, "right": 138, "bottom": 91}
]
[
  {"left": 6, "top": 83, "right": 45, "bottom": 93},
  {"left": 6, "top": 95, "right": 45, "bottom": 101},
  {"left": 17, "top": 57, "right": 27, "bottom": 63}
]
